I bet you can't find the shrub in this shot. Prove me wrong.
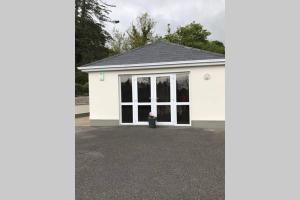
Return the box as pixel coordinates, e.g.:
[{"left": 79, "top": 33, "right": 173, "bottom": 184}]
[{"left": 75, "top": 83, "right": 89, "bottom": 96}]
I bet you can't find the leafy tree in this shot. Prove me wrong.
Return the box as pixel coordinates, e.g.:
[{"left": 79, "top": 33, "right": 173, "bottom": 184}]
[
  {"left": 109, "top": 28, "right": 130, "bottom": 54},
  {"left": 127, "top": 13, "right": 156, "bottom": 49},
  {"left": 75, "top": 0, "right": 115, "bottom": 67},
  {"left": 108, "top": 13, "right": 157, "bottom": 54},
  {"left": 164, "top": 22, "right": 225, "bottom": 54},
  {"left": 75, "top": 0, "right": 118, "bottom": 95}
]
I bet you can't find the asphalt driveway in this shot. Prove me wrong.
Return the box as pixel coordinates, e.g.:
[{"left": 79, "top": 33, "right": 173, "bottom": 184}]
[{"left": 76, "top": 126, "right": 224, "bottom": 200}]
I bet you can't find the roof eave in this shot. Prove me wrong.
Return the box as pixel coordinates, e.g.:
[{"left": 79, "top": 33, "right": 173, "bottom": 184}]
[{"left": 77, "top": 59, "right": 225, "bottom": 72}]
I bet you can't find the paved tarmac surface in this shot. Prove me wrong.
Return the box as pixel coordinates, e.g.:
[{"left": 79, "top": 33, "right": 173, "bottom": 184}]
[{"left": 76, "top": 126, "right": 224, "bottom": 200}]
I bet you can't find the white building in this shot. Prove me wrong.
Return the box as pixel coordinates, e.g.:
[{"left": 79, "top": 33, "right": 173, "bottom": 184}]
[{"left": 78, "top": 41, "right": 225, "bottom": 128}]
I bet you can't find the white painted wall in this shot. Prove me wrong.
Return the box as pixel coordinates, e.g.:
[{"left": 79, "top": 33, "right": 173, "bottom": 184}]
[{"left": 88, "top": 65, "right": 225, "bottom": 122}]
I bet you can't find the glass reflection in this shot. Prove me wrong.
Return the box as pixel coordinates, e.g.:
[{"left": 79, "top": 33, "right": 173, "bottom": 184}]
[
  {"left": 176, "top": 74, "right": 189, "bottom": 102},
  {"left": 138, "top": 77, "right": 151, "bottom": 102},
  {"left": 177, "top": 105, "right": 190, "bottom": 124},
  {"left": 121, "top": 76, "right": 132, "bottom": 102},
  {"left": 138, "top": 105, "right": 151, "bottom": 121},
  {"left": 157, "top": 105, "right": 171, "bottom": 122},
  {"left": 122, "top": 105, "right": 133, "bottom": 123},
  {"left": 156, "top": 76, "right": 170, "bottom": 102}
]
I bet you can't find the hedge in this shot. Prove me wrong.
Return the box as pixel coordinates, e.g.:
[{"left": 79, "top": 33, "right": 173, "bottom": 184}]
[{"left": 75, "top": 82, "right": 89, "bottom": 96}]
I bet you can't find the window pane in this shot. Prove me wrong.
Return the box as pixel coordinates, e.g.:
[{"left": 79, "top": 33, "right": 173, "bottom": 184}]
[
  {"left": 138, "top": 77, "right": 151, "bottom": 102},
  {"left": 157, "top": 105, "right": 171, "bottom": 122},
  {"left": 122, "top": 105, "right": 133, "bottom": 123},
  {"left": 138, "top": 105, "right": 151, "bottom": 122},
  {"left": 156, "top": 76, "right": 170, "bottom": 102},
  {"left": 177, "top": 105, "right": 190, "bottom": 124},
  {"left": 176, "top": 74, "right": 189, "bottom": 102},
  {"left": 121, "top": 76, "right": 132, "bottom": 102}
]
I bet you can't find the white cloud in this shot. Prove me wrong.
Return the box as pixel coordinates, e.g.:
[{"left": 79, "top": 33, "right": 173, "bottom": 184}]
[{"left": 105, "top": 0, "right": 225, "bottom": 42}]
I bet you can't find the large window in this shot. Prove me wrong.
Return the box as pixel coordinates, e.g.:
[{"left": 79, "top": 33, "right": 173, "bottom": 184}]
[
  {"left": 120, "top": 73, "right": 190, "bottom": 125},
  {"left": 122, "top": 105, "right": 133, "bottom": 123},
  {"left": 121, "top": 76, "right": 132, "bottom": 102},
  {"left": 177, "top": 105, "right": 190, "bottom": 124},
  {"left": 137, "top": 77, "right": 151, "bottom": 102},
  {"left": 176, "top": 73, "right": 190, "bottom": 124},
  {"left": 176, "top": 73, "right": 189, "bottom": 102},
  {"left": 138, "top": 105, "right": 151, "bottom": 122},
  {"left": 156, "top": 76, "right": 170, "bottom": 102},
  {"left": 157, "top": 105, "right": 171, "bottom": 122},
  {"left": 120, "top": 76, "right": 133, "bottom": 123}
]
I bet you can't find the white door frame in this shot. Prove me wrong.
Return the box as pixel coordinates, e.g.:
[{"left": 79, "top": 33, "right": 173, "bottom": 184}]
[
  {"left": 119, "top": 72, "right": 191, "bottom": 126},
  {"left": 132, "top": 73, "right": 176, "bottom": 126},
  {"left": 154, "top": 74, "right": 176, "bottom": 126},
  {"left": 132, "top": 74, "right": 153, "bottom": 125}
]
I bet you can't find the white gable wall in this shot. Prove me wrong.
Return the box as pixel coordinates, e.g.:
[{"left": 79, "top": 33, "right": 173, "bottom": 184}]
[{"left": 88, "top": 65, "right": 225, "bottom": 124}]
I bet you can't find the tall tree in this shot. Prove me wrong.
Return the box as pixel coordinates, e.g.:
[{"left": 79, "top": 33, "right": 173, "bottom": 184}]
[
  {"left": 75, "top": 0, "right": 115, "bottom": 67},
  {"left": 108, "top": 13, "right": 157, "bottom": 54},
  {"left": 164, "top": 22, "right": 225, "bottom": 54},
  {"left": 75, "top": 0, "right": 117, "bottom": 95},
  {"left": 127, "top": 13, "right": 156, "bottom": 49},
  {"left": 109, "top": 28, "right": 130, "bottom": 54}
]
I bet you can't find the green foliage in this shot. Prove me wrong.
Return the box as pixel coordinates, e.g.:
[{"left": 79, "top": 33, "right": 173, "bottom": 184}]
[
  {"left": 201, "top": 40, "right": 225, "bottom": 54},
  {"left": 75, "top": 82, "right": 89, "bottom": 97},
  {"left": 75, "top": 0, "right": 113, "bottom": 24},
  {"left": 109, "top": 19, "right": 225, "bottom": 55},
  {"left": 75, "top": 0, "right": 116, "bottom": 95},
  {"left": 109, "top": 28, "right": 130, "bottom": 54},
  {"left": 127, "top": 13, "right": 156, "bottom": 49},
  {"left": 75, "top": 69, "right": 88, "bottom": 85},
  {"left": 165, "top": 22, "right": 210, "bottom": 43},
  {"left": 75, "top": 0, "right": 113, "bottom": 67},
  {"left": 109, "top": 13, "right": 158, "bottom": 54},
  {"left": 164, "top": 22, "right": 225, "bottom": 54},
  {"left": 76, "top": 19, "right": 110, "bottom": 67}
]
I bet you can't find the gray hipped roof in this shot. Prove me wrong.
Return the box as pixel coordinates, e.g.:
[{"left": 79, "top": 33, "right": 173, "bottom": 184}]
[{"left": 81, "top": 41, "right": 224, "bottom": 67}]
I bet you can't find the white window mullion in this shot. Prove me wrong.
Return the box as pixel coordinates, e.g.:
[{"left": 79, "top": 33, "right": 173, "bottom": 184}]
[
  {"left": 176, "top": 102, "right": 190, "bottom": 105},
  {"left": 120, "top": 102, "right": 133, "bottom": 106},
  {"left": 151, "top": 75, "right": 157, "bottom": 116},
  {"left": 132, "top": 76, "right": 138, "bottom": 124},
  {"left": 171, "top": 74, "right": 177, "bottom": 125}
]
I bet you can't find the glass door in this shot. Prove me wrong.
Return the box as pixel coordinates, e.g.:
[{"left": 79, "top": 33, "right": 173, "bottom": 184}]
[
  {"left": 121, "top": 73, "right": 190, "bottom": 126},
  {"left": 131, "top": 74, "right": 176, "bottom": 125},
  {"left": 154, "top": 74, "right": 176, "bottom": 125},
  {"left": 132, "top": 75, "right": 154, "bottom": 125}
]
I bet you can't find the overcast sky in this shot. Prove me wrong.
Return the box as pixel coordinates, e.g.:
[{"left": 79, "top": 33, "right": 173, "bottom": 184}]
[{"left": 105, "top": 0, "right": 225, "bottom": 42}]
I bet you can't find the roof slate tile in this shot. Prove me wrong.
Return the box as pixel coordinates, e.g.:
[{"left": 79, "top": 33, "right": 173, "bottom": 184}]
[{"left": 81, "top": 41, "right": 225, "bottom": 67}]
